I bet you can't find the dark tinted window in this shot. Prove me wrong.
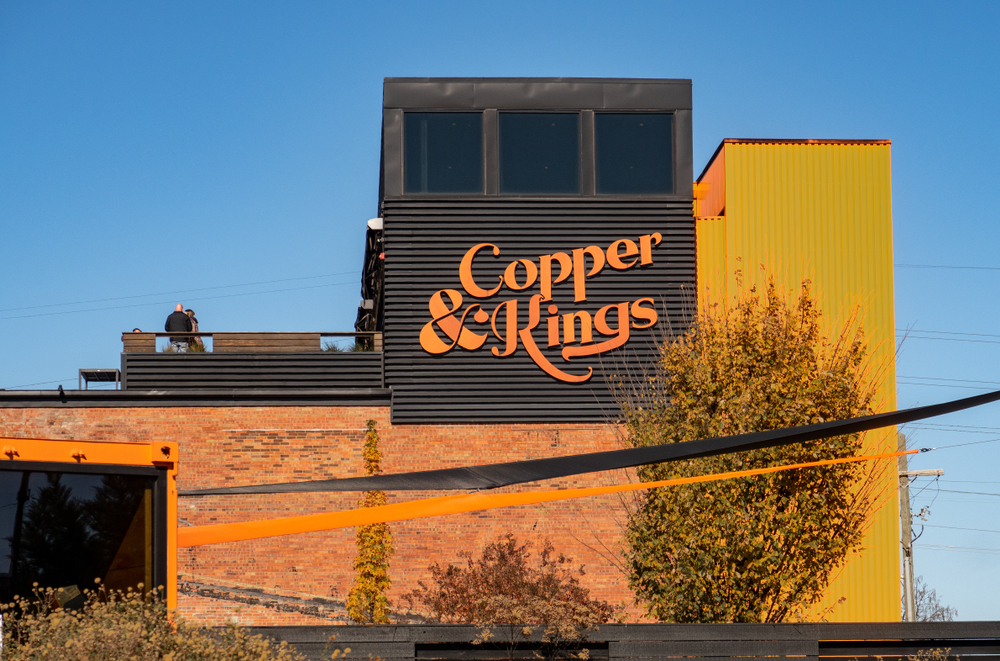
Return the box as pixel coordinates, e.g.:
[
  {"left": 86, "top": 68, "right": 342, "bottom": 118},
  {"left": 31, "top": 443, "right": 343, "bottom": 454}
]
[
  {"left": 0, "top": 470, "right": 156, "bottom": 605},
  {"left": 595, "top": 113, "right": 673, "bottom": 194},
  {"left": 500, "top": 113, "right": 579, "bottom": 194},
  {"left": 404, "top": 113, "right": 483, "bottom": 193}
]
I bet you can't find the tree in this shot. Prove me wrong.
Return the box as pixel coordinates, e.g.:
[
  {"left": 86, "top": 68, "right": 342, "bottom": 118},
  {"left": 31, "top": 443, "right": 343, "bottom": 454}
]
[
  {"left": 912, "top": 576, "right": 958, "bottom": 622},
  {"left": 617, "top": 278, "right": 886, "bottom": 622},
  {"left": 403, "top": 534, "right": 620, "bottom": 659},
  {"left": 346, "top": 419, "right": 394, "bottom": 624}
]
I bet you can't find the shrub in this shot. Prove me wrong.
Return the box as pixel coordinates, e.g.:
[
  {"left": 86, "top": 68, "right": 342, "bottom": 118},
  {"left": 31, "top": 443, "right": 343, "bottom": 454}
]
[
  {"left": 0, "top": 582, "right": 307, "bottom": 661},
  {"left": 403, "top": 534, "right": 621, "bottom": 659}
]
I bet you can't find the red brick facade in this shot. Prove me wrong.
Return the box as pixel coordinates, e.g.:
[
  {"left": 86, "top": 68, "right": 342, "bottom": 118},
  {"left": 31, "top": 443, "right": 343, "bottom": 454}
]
[{"left": 0, "top": 406, "right": 639, "bottom": 625}]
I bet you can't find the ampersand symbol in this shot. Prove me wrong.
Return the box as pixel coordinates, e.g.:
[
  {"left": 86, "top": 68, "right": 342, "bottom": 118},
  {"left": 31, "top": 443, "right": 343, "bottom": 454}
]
[{"left": 419, "top": 289, "right": 488, "bottom": 355}]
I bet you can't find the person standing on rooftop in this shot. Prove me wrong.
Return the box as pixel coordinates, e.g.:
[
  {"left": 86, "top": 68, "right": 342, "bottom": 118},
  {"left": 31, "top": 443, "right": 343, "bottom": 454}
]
[
  {"left": 165, "top": 304, "right": 192, "bottom": 352},
  {"left": 185, "top": 309, "right": 202, "bottom": 348}
]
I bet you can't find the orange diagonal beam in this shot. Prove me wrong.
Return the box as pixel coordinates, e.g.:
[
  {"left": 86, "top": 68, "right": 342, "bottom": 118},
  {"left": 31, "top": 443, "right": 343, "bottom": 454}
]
[{"left": 177, "top": 449, "right": 914, "bottom": 547}]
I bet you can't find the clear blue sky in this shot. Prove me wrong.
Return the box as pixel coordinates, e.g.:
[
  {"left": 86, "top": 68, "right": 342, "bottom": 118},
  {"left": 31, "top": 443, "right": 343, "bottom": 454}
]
[{"left": 2, "top": 0, "right": 999, "bottom": 619}]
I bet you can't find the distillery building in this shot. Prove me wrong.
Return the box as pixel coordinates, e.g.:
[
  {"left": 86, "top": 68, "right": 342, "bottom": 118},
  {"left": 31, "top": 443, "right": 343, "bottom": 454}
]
[{"left": 0, "top": 78, "right": 897, "bottom": 623}]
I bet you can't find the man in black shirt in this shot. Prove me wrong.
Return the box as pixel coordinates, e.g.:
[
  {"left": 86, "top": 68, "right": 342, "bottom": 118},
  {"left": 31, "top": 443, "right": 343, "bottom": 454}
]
[{"left": 165, "top": 304, "right": 193, "bottom": 352}]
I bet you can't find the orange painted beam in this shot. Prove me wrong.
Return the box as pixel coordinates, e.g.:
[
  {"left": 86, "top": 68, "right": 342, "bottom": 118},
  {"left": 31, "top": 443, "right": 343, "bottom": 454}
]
[
  {"left": 178, "top": 449, "right": 916, "bottom": 548},
  {"left": 0, "top": 435, "right": 176, "bottom": 467}
]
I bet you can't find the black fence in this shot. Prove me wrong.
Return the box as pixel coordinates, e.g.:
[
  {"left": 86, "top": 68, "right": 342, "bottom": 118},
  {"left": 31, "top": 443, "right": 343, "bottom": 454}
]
[
  {"left": 121, "top": 351, "right": 384, "bottom": 390},
  {"left": 250, "top": 623, "right": 1000, "bottom": 661}
]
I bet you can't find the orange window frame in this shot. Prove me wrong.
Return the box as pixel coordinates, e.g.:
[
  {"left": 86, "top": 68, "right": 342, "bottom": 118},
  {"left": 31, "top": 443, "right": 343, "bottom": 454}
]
[{"left": 0, "top": 436, "right": 178, "bottom": 610}]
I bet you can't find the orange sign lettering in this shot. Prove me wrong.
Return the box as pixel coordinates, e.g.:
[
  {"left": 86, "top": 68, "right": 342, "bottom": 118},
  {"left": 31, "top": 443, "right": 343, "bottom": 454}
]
[{"left": 418, "top": 233, "right": 663, "bottom": 383}]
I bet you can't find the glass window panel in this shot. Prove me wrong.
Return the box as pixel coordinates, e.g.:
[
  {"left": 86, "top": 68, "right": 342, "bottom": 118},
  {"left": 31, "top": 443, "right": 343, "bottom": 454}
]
[
  {"left": 595, "top": 113, "right": 673, "bottom": 194},
  {"left": 0, "top": 470, "right": 156, "bottom": 605},
  {"left": 404, "top": 112, "right": 483, "bottom": 194},
  {"left": 500, "top": 113, "right": 580, "bottom": 194}
]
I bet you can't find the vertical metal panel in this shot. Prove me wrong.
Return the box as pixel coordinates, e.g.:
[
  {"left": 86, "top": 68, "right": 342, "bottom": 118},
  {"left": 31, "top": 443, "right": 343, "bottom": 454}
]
[
  {"left": 698, "top": 139, "right": 897, "bottom": 621},
  {"left": 673, "top": 109, "right": 694, "bottom": 195},
  {"left": 695, "top": 145, "right": 726, "bottom": 218},
  {"left": 382, "top": 109, "right": 403, "bottom": 197},
  {"left": 696, "top": 216, "right": 727, "bottom": 307}
]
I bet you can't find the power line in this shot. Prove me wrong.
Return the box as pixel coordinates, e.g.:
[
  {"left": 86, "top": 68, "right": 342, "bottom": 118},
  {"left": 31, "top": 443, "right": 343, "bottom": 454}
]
[
  {"left": 896, "top": 264, "right": 1000, "bottom": 271},
  {"left": 906, "top": 422, "right": 1000, "bottom": 433},
  {"left": 1, "top": 377, "right": 77, "bottom": 389},
  {"left": 899, "top": 376, "right": 1000, "bottom": 387},
  {"left": 898, "top": 381, "right": 994, "bottom": 390},
  {"left": 0, "top": 271, "right": 360, "bottom": 313},
  {"left": 928, "top": 437, "right": 1000, "bottom": 450},
  {"left": 896, "top": 335, "right": 1000, "bottom": 346},
  {"left": 1, "top": 280, "right": 358, "bottom": 321},
  {"left": 928, "top": 488, "right": 1000, "bottom": 497},
  {"left": 901, "top": 329, "right": 1000, "bottom": 339},
  {"left": 914, "top": 544, "right": 1000, "bottom": 554},
  {"left": 923, "top": 524, "right": 1000, "bottom": 534}
]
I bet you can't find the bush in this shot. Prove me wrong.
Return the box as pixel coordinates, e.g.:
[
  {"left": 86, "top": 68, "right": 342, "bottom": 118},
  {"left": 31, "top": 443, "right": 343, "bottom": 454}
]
[
  {"left": 403, "top": 535, "right": 621, "bottom": 659},
  {"left": 618, "top": 278, "right": 884, "bottom": 622},
  {"left": 0, "top": 582, "right": 308, "bottom": 661}
]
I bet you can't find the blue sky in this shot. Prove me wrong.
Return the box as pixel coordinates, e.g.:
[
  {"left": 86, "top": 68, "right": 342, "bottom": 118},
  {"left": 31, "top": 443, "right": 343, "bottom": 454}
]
[{"left": 2, "top": 1, "right": 1000, "bottom": 619}]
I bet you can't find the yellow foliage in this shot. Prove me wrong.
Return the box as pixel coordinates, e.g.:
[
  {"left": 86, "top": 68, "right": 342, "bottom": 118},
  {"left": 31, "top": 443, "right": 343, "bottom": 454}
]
[
  {"left": 346, "top": 420, "right": 394, "bottom": 624},
  {"left": 617, "top": 278, "right": 883, "bottom": 622}
]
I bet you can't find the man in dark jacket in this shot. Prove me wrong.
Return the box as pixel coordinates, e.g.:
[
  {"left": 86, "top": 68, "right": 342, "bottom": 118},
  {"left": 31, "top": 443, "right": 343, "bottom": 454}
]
[{"left": 165, "top": 304, "right": 193, "bottom": 352}]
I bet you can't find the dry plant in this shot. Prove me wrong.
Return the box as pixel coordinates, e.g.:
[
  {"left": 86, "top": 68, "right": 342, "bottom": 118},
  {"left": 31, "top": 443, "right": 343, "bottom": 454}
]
[
  {"left": 402, "top": 534, "right": 622, "bottom": 660},
  {"left": 0, "top": 581, "right": 307, "bottom": 660}
]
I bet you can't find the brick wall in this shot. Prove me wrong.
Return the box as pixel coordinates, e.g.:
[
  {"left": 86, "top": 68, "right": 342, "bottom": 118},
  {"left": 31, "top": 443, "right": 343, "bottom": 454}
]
[{"left": 0, "top": 406, "right": 639, "bottom": 625}]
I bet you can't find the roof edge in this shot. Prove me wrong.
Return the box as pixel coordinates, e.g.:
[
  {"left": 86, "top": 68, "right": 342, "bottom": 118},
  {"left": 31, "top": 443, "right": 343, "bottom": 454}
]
[{"left": 698, "top": 138, "right": 892, "bottom": 182}]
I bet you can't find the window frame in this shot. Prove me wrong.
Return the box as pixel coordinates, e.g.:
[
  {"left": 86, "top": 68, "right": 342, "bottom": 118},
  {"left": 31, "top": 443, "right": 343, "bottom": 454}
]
[
  {"left": 400, "top": 109, "right": 488, "bottom": 196},
  {"left": 593, "top": 110, "right": 676, "bottom": 196},
  {"left": 394, "top": 108, "right": 680, "bottom": 198},
  {"left": 0, "top": 461, "right": 168, "bottom": 596},
  {"left": 497, "top": 110, "right": 584, "bottom": 196}
]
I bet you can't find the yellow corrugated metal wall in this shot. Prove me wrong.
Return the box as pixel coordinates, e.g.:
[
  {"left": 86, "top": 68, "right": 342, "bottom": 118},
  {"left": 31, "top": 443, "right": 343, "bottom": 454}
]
[{"left": 695, "top": 140, "right": 898, "bottom": 621}]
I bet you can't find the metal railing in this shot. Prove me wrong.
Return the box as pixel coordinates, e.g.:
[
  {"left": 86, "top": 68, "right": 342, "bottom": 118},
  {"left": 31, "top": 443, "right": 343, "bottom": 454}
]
[{"left": 122, "top": 332, "right": 382, "bottom": 354}]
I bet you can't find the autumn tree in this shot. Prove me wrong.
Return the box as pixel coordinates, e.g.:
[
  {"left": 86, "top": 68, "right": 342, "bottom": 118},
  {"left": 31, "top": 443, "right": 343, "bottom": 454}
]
[
  {"left": 912, "top": 576, "right": 957, "bottom": 622},
  {"left": 403, "top": 534, "right": 620, "bottom": 658},
  {"left": 617, "top": 278, "right": 886, "bottom": 622},
  {"left": 346, "top": 419, "right": 394, "bottom": 624}
]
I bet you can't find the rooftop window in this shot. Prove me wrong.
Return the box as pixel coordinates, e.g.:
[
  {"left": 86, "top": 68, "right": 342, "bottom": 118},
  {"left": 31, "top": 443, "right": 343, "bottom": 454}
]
[
  {"left": 400, "top": 109, "right": 676, "bottom": 196},
  {"left": 595, "top": 113, "right": 673, "bottom": 194},
  {"left": 404, "top": 112, "right": 483, "bottom": 194},
  {"left": 499, "top": 113, "right": 580, "bottom": 194}
]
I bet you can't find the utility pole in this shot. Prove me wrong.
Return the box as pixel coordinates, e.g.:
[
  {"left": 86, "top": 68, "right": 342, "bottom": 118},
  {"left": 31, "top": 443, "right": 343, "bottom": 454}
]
[{"left": 898, "top": 433, "right": 944, "bottom": 623}]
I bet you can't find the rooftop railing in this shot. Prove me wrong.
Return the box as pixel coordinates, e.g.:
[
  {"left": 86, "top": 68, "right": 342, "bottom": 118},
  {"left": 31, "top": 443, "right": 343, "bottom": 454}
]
[{"left": 122, "top": 332, "right": 382, "bottom": 354}]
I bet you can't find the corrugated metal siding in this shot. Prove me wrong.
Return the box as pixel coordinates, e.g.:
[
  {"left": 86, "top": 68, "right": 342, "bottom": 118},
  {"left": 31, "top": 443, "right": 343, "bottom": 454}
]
[
  {"left": 695, "top": 216, "right": 727, "bottom": 307},
  {"left": 122, "top": 352, "right": 384, "bottom": 390},
  {"left": 699, "top": 140, "right": 897, "bottom": 621},
  {"left": 382, "top": 198, "right": 696, "bottom": 423},
  {"left": 695, "top": 145, "right": 726, "bottom": 218}
]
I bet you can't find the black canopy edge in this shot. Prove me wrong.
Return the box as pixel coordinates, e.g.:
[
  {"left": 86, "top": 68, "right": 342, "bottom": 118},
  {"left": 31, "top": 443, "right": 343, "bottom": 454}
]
[{"left": 180, "top": 389, "right": 1000, "bottom": 496}]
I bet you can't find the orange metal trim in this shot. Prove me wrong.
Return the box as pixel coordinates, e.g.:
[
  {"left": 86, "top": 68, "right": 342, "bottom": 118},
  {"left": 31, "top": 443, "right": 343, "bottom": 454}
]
[
  {"left": 0, "top": 435, "right": 176, "bottom": 467},
  {"left": 177, "top": 449, "right": 916, "bottom": 548},
  {"left": 722, "top": 138, "right": 891, "bottom": 145},
  {"left": 0, "top": 436, "right": 179, "bottom": 610}
]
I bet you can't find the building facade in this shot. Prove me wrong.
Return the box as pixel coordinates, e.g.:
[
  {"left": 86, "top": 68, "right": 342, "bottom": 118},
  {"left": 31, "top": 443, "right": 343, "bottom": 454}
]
[{"left": 0, "top": 79, "right": 898, "bottom": 624}]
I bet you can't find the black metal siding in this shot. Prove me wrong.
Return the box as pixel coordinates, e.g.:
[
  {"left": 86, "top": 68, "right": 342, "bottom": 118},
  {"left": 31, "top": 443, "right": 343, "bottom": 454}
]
[
  {"left": 121, "top": 353, "right": 384, "bottom": 390},
  {"left": 383, "top": 198, "right": 695, "bottom": 423},
  {"left": 251, "top": 622, "right": 1000, "bottom": 661}
]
